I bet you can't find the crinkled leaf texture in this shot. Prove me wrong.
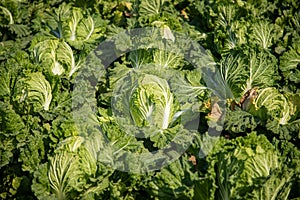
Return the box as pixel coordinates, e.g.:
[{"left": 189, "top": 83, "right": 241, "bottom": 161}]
[
  {"left": 16, "top": 72, "right": 52, "bottom": 111},
  {"left": 34, "top": 39, "right": 83, "bottom": 77},
  {"left": 64, "top": 8, "right": 106, "bottom": 49},
  {"left": 194, "top": 133, "right": 294, "bottom": 200},
  {"left": 218, "top": 50, "right": 279, "bottom": 100},
  {"left": 38, "top": 3, "right": 106, "bottom": 50},
  {"left": 148, "top": 155, "right": 199, "bottom": 199},
  {"left": 225, "top": 110, "right": 257, "bottom": 135},
  {"left": 280, "top": 41, "right": 300, "bottom": 84},
  {"left": 250, "top": 88, "right": 299, "bottom": 125},
  {"left": 139, "top": 0, "right": 166, "bottom": 16},
  {"left": 32, "top": 133, "right": 113, "bottom": 199},
  {"left": 129, "top": 73, "right": 176, "bottom": 129},
  {"left": 0, "top": 102, "right": 25, "bottom": 169}
]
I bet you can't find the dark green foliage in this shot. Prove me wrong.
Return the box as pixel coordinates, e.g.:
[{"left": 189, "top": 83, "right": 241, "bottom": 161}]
[{"left": 0, "top": 0, "right": 299, "bottom": 199}]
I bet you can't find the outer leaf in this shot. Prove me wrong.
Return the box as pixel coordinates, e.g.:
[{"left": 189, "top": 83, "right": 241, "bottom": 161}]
[
  {"left": 0, "top": 66, "right": 14, "bottom": 99},
  {"left": 34, "top": 39, "right": 82, "bottom": 77},
  {"left": 243, "top": 50, "right": 279, "bottom": 93},
  {"left": 129, "top": 49, "right": 152, "bottom": 69},
  {"left": 214, "top": 5, "right": 247, "bottom": 53},
  {"left": 153, "top": 48, "right": 183, "bottom": 69},
  {"left": 252, "top": 170, "right": 294, "bottom": 200},
  {"left": 212, "top": 49, "right": 278, "bottom": 100},
  {"left": 219, "top": 53, "right": 246, "bottom": 98},
  {"left": 0, "top": 5, "right": 14, "bottom": 24},
  {"left": 65, "top": 8, "right": 106, "bottom": 49},
  {"left": 34, "top": 39, "right": 65, "bottom": 76},
  {"left": 32, "top": 163, "right": 56, "bottom": 200},
  {"left": 148, "top": 155, "right": 198, "bottom": 199},
  {"left": 249, "top": 21, "right": 275, "bottom": 49},
  {"left": 200, "top": 133, "right": 293, "bottom": 200},
  {"left": 48, "top": 151, "right": 79, "bottom": 199},
  {"left": 41, "top": 3, "right": 72, "bottom": 39},
  {"left": 24, "top": 72, "right": 52, "bottom": 111},
  {"left": 250, "top": 87, "right": 291, "bottom": 125},
  {"left": 67, "top": 8, "right": 83, "bottom": 41},
  {"left": 0, "top": 102, "right": 25, "bottom": 168},
  {"left": 224, "top": 110, "right": 257, "bottom": 135},
  {"left": 0, "top": 50, "right": 34, "bottom": 102},
  {"left": 280, "top": 42, "right": 300, "bottom": 84},
  {"left": 57, "top": 40, "right": 83, "bottom": 77},
  {"left": 19, "top": 130, "right": 46, "bottom": 173},
  {"left": 170, "top": 70, "right": 208, "bottom": 110},
  {"left": 139, "top": 0, "right": 166, "bottom": 16}
]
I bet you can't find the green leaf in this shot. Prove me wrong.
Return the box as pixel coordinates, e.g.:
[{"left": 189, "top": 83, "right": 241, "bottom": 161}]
[
  {"left": 23, "top": 72, "right": 53, "bottom": 111},
  {"left": 0, "top": 101, "right": 25, "bottom": 168},
  {"left": 170, "top": 70, "right": 208, "bottom": 110},
  {"left": 48, "top": 151, "right": 80, "bottom": 199},
  {"left": 199, "top": 133, "right": 294, "bottom": 200},
  {"left": 129, "top": 49, "right": 152, "bottom": 69},
  {"left": 0, "top": 5, "right": 14, "bottom": 24},
  {"left": 225, "top": 110, "right": 257, "bottom": 135},
  {"left": 148, "top": 155, "right": 198, "bottom": 199},
  {"left": 250, "top": 87, "right": 291, "bottom": 124},
  {"left": 219, "top": 53, "right": 246, "bottom": 98},
  {"left": 34, "top": 39, "right": 83, "bottom": 77},
  {"left": 32, "top": 163, "right": 56, "bottom": 200},
  {"left": 113, "top": 72, "right": 179, "bottom": 132},
  {"left": 251, "top": 170, "right": 294, "bottom": 200},
  {"left": 249, "top": 21, "right": 275, "bottom": 49},
  {"left": 19, "top": 130, "right": 45, "bottom": 173},
  {"left": 139, "top": 0, "right": 166, "bottom": 16},
  {"left": 243, "top": 50, "right": 279, "bottom": 93},
  {"left": 64, "top": 8, "right": 106, "bottom": 49},
  {"left": 280, "top": 42, "right": 300, "bottom": 84},
  {"left": 130, "top": 74, "right": 176, "bottom": 129}
]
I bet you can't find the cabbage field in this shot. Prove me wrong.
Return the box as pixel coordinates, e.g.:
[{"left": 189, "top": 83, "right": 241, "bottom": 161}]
[{"left": 0, "top": 0, "right": 300, "bottom": 199}]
